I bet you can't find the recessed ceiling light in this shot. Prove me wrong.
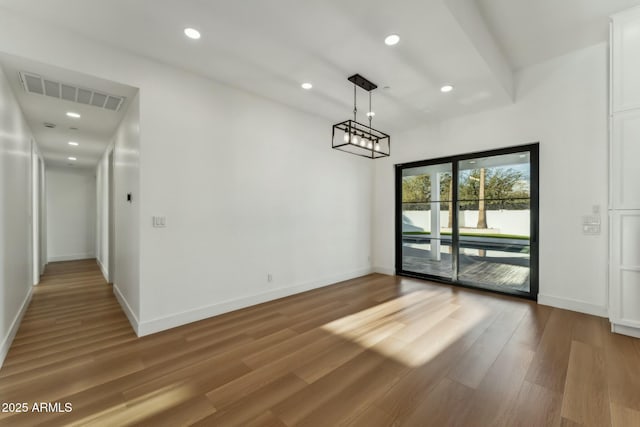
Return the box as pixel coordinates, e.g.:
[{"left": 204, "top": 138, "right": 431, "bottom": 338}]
[
  {"left": 301, "top": 82, "right": 313, "bottom": 90},
  {"left": 66, "top": 112, "right": 81, "bottom": 118},
  {"left": 184, "top": 28, "right": 201, "bottom": 40},
  {"left": 440, "top": 85, "right": 454, "bottom": 93},
  {"left": 68, "top": 157, "right": 77, "bottom": 161},
  {"left": 384, "top": 34, "right": 400, "bottom": 46},
  {"left": 68, "top": 141, "right": 79, "bottom": 146}
]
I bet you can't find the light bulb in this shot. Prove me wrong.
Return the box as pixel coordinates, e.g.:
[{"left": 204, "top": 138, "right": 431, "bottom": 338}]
[
  {"left": 351, "top": 135, "right": 359, "bottom": 144},
  {"left": 385, "top": 34, "right": 400, "bottom": 46},
  {"left": 343, "top": 133, "right": 350, "bottom": 143},
  {"left": 184, "top": 28, "right": 201, "bottom": 40},
  {"left": 360, "top": 138, "right": 367, "bottom": 147},
  {"left": 374, "top": 142, "right": 380, "bottom": 151},
  {"left": 368, "top": 141, "right": 373, "bottom": 149}
]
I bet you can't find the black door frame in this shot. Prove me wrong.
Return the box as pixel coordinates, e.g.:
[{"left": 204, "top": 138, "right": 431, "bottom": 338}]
[{"left": 395, "top": 143, "right": 539, "bottom": 300}]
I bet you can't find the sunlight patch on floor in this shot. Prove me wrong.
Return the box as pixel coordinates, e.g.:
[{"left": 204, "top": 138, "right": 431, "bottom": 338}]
[
  {"left": 323, "top": 290, "right": 437, "bottom": 335},
  {"left": 322, "top": 292, "right": 489, "bottom": 368},
  {"left": 70, "top": 383, "right": 201, "bottom": 426}
]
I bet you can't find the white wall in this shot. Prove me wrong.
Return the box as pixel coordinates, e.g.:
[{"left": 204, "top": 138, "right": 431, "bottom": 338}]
[
  {"left": 46, "top": 167, "right": 96, "bottom": 262},
  {"left": 31, "top": 145, "right": 40, "bottom": 284},
  {"left": 137, "top": 74, "right": 372, "bottom": 334},
  {"left": 0, "top": 10, "right": 373, "bottom": 335},
  {"left": 374, "top": 43, "right": 609, "bottom": 316},
  {"left": 39, "top": 155, "right": 47, "bottom": 275},
  {"left": 113, "top": 94, "right": 140, "bottom": 326},
  {"left": 0, "top": 64, "right": 36, "bottom": 366},
  {"left": 96, "top": 143, "right": 115, "bottom": 283},
  {"left": 96, "top": 147, "right": 108, "bottom": 278}
]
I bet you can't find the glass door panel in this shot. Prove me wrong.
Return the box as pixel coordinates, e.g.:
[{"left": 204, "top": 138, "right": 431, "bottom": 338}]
[
  {"left": 401, "top": 162, "right": 453, "bottom": 279},
  {"left": 457, "top": 151, "right": 532, "bottom": 293}
]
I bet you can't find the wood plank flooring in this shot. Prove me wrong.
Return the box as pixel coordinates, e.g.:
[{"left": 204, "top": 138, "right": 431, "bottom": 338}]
[{"left": 1, "top": 259, "right": 639, "bottom": 426}]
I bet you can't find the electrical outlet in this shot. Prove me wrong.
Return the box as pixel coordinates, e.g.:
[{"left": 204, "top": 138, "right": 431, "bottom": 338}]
[{"left": 267, "top": 273, "right": 273, "bottom": 282}]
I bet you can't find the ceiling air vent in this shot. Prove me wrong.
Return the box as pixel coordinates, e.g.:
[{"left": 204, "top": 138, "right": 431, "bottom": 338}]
[{"left": 19, "top": 71, "right": 126, "bottom": 112}]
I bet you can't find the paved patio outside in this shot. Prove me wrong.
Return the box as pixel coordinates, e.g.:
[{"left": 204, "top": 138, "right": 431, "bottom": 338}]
[{"left": 402, "top": 244, "right": 530, "bottom": 293}]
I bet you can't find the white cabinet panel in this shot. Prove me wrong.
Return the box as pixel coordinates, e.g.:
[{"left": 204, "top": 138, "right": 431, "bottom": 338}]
[
  {"left": 612, "top": 8, "right": 640, "bottom": 112},
  {"left": 621, "top": 271, "right": 640, "bottom": 321},
  {"left": 610, "top": 211, "right": 640, "bottom": 327},
  {"left": 611, "top": 110, "right": 640, "bottom": 209},
  {"left": 621, "top": 214, "right": 640, "bottom": 264}
]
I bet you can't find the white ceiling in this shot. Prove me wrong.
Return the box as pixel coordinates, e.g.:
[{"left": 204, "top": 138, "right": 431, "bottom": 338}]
[
  {"left": 0, "top": 0, "right": 516, "bottom": 132},
  {"left": 478, "top": 0, "right": 640, "bottom": 69},
  {"left": 0, "top": 0, "right": 638, "bottom": 138},
  {"left": 0, "top": 53, "right": 138, "bottom": 169}
]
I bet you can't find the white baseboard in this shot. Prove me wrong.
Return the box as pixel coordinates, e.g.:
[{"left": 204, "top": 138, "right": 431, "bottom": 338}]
[
  {"left": 48, "top": 253, "right": 95, "bottom": 262},
  {"left": 538, "top": 293, "right": 608, "bottom": 318},
  {"left": 611, "top": 323, "right": 640, "bottom": 339},
  {"left": 373, "top": 266, "right": 395, "bottom": 276},
  {"left": 0, "top": 287, "right": 33, "bottom": 369},
  {"left": 97, "top": 258, "right": 109, "bottom": 283},
  {"left": 137, "top": 267, "right": 373, "bottom": 337},
  {"left": 113, "top": 284, "right": 139, "bottom": 335}
]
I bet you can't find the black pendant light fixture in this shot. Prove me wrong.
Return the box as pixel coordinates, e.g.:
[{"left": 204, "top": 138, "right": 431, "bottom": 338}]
[{"left": 332, "top": 74, "right": 390, "bottom": 159}]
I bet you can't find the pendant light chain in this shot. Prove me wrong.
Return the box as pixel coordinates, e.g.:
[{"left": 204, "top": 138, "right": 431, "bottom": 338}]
[
  {"left": 353, "top": 83, "right": 357, "bottom": 122},
  {"left": 369, "top": 91, "right": 373, "bottom": 137}
]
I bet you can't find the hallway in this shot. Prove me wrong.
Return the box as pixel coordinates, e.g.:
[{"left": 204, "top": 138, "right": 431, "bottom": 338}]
[
  {"left": 0, "top": 260, "right": 139, "bottom": 425},
  {"left": 1, "top": 261, "right": 640, "bottom": 426}
]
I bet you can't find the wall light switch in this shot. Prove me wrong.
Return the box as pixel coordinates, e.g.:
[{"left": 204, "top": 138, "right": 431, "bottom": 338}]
[
  {"left": 582, "top": 215, "right": 600, "bottom": 235},
  {"left": 152, "top": 216, "right": 166, "bottom": 228}
]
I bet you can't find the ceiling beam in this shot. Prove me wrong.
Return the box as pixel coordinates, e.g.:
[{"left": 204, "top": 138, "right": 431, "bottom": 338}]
[{"left": 444, "top": 0, "right": 515, "bottom": 102}]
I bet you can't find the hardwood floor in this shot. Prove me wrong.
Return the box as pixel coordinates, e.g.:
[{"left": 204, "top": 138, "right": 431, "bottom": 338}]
[{"left": 1, "top": 260, "right": 639, "bottom": 426}]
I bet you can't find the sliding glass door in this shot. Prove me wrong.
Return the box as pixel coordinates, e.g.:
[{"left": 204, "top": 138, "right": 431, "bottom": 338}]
[
  {"left": 396, "top": 144, "right": 538, "bottom": 299},
  {"left": 399, "top": 162, "right": 454, "bottom": 278}
]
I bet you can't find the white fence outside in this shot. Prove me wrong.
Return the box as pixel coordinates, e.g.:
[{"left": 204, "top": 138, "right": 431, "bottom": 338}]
[{"left": 403, "top": 210, "right": 530, "bottom": 236}]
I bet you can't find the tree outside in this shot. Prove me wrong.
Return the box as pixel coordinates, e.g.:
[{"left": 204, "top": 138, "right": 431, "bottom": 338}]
[{"left": 402, "top": 167, "right": 528, "bottom": 230}]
